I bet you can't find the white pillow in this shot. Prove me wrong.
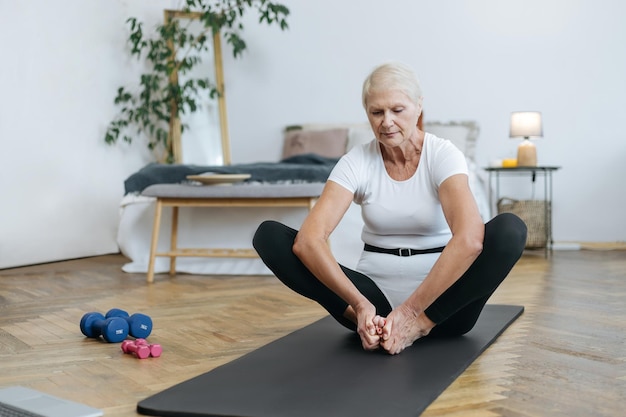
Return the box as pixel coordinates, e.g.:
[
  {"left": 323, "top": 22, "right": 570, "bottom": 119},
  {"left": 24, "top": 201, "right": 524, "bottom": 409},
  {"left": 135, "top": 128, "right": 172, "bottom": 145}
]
[{"left": 423, "top": 121, "right": 479, "bottom": 162}]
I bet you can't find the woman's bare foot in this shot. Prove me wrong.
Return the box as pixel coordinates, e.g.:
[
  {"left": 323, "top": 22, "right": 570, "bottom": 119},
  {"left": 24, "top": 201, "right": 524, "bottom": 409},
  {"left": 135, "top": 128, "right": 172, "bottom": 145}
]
[
  {"left": 372, "top": 315, "right": 386, "bottom": 335},
  {"left": 380, "top": 305, "right": 435, "bottom": 355}
]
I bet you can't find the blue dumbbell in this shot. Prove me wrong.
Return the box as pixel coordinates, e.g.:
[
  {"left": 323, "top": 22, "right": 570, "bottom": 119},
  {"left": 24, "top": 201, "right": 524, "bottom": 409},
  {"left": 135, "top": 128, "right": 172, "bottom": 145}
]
[
  {"left": 80, "top": 312, "right": 129, "bottom": 343},
  {"left": 105, "top": 308, "right": 153, "bottom": 339}
]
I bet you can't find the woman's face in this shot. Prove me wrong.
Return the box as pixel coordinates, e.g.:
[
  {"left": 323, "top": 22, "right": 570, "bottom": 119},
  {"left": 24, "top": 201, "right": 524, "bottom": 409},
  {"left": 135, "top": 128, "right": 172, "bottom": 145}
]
[{"left": 365, "top": 89, "right": 422, "bottom": 146}]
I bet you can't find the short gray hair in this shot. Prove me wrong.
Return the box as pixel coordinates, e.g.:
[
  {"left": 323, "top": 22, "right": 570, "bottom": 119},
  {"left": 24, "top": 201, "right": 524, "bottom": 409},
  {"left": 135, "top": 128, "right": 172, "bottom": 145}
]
[{"left": 362, "top": 62, "right": 423, "bottom": 109}]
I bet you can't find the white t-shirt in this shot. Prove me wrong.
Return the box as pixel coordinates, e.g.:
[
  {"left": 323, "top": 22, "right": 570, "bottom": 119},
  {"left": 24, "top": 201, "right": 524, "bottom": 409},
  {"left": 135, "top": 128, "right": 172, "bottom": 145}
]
[{"left": 328, "top": 133, "right": 469, "bottom": 307}]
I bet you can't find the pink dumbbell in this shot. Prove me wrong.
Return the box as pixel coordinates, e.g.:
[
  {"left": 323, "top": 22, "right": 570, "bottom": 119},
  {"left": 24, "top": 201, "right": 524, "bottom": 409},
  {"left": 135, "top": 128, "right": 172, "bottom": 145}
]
[
  {"left": 135, "top": 339, "right": 162, "bottom": 358},
  {"left": 121, "top": 340, "right": 150, "bottom": 359},
  {"left": 121, "top": 339, "right": 162, "bottom": 359}
]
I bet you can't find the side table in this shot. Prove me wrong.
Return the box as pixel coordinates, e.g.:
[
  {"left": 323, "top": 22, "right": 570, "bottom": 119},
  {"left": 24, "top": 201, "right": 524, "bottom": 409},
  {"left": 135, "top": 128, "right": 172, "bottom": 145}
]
[{"left": 484, "top": 166, "right": 560, "bottom": 257}]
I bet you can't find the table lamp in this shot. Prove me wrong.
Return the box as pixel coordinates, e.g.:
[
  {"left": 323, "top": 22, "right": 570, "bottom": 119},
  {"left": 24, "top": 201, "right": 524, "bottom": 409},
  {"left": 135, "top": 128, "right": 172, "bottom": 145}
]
[{"left": 510, "top": 111, "right": 542, "bottom": 166}]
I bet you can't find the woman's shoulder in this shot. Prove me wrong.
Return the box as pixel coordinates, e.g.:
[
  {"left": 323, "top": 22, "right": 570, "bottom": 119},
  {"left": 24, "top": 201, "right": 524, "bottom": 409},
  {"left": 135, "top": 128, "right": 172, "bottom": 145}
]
[
  {"left": 422, "top": 132, "right": 468, "bottom": 182},
  {"left": 424, "top": 131, "right": 449, "bottom": 146},
  {"left": 342, "top": 138, "right": 379, "bottom": 164},
  {"left": 424, "top": 132, "right": 464, "bottom": 157},
  {"left": 334, "top": 139, "right": 379, "bottom": 178}
]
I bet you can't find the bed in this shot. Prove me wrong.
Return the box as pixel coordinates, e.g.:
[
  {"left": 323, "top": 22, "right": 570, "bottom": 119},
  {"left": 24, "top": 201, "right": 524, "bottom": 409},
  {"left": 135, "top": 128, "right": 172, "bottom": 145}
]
[{"left": 117, "top": 121, "right": 490, "bottom": 276}]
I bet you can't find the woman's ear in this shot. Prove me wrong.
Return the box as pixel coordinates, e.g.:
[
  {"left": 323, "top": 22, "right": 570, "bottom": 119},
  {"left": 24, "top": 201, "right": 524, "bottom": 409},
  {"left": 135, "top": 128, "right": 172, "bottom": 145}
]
[{"left": 417, "top": 97, "right": 424, "bottom": 130}]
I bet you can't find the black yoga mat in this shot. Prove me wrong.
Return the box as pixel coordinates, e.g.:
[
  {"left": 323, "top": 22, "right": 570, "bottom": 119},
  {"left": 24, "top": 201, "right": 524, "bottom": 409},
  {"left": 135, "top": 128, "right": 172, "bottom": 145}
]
[{"left": 138, "top": 304, "right": 523, "bottom": 417}]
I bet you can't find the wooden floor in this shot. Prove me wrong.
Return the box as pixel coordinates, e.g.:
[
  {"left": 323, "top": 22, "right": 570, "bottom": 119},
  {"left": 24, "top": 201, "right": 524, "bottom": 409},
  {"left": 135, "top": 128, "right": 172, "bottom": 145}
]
[{"left": 1, "top": 250, "right": 625, "bottom": 416}]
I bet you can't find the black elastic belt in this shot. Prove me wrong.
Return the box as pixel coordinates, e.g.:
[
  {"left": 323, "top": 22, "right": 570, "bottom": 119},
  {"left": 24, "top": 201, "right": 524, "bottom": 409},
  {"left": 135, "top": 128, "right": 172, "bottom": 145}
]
[{"left": 363, "top": 244, "right": 446, "bottom": 257}]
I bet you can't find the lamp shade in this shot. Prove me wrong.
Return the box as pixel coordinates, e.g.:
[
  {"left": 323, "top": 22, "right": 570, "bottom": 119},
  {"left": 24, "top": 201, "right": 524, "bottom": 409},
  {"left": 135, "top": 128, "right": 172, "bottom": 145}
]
[{"left": 509, "top": 111, "right": 543, "bottom": 139}]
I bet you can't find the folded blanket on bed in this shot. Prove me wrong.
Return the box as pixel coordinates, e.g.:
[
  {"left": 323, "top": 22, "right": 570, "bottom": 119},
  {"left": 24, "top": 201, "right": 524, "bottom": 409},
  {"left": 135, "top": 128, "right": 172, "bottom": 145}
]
[{"left": 124, "top": 154, "right": 339, "bottom": 194}]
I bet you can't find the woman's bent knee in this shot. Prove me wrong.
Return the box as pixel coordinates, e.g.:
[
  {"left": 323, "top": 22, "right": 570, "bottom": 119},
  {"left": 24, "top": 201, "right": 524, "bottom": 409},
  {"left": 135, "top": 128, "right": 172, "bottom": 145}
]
[
  {"left": 486, "top": 213, "right": 528, "bottom": 256},
  {"left": 252, "top": 220, "right": 278, "bottom": 244},
  {"left": 253, "top": 220, "right": 282, "bottom": 248},
  {"left": 252, "top": 220, "right": 296, "bottom": 262}
]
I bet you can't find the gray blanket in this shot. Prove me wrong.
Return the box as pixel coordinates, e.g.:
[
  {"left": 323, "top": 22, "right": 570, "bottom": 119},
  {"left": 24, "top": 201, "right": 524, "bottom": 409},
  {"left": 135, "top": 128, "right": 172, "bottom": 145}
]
[{"left": 124, "top": 153, "right": 339, "bottom": 194}]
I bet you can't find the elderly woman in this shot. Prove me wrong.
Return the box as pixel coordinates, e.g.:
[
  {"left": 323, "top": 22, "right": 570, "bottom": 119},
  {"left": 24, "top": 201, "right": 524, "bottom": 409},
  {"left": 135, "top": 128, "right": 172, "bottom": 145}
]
[{"left": 253, "top": 62, "right": 527, "bottom": 355}]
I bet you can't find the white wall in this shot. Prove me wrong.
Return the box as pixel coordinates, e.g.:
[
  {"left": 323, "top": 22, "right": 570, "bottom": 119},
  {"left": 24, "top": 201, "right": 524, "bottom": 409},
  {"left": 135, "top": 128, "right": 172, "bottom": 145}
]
[
  {"left": 1, "top": 0, "right": 625, "bottom": 269},
  {"left": 0, "top": 0, "right": 174, "bottom": 269}
]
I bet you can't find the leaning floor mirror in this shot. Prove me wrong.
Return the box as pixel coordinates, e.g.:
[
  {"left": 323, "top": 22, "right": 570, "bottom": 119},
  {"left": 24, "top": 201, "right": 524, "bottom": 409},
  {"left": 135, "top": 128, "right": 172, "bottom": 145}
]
[{"left": 165, "top": 9, "right": 231, "bottom": 166}]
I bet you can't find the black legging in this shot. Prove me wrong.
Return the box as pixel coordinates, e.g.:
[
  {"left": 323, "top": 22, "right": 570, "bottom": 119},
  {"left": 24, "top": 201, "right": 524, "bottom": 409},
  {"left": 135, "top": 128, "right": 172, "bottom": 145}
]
[{"left": 252, "top": 212, "right": 527, "bottom": 337}]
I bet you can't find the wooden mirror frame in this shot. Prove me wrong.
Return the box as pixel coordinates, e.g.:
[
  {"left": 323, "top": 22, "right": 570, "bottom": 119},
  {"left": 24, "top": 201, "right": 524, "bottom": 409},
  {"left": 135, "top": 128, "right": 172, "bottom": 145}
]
[{"left": 164, "top": 9, "right": 231, "bottom": 165}]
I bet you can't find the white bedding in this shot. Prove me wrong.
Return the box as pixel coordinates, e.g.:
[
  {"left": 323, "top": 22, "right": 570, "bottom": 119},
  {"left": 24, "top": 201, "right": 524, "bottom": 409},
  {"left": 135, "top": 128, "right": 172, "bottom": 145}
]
[{"left": 117, "top": 121, "right": 491, "bottom": 276}]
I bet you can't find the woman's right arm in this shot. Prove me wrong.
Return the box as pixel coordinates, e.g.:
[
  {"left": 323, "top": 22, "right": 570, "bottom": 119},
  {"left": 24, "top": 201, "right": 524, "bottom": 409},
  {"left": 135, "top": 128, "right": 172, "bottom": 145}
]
[{"left": 293, "top": 180, "right": 381, "bottom": 350}]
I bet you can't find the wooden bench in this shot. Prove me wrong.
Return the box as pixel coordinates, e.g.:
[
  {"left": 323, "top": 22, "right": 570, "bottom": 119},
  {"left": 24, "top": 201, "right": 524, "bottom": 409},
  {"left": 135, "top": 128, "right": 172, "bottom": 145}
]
[{"left": 141, "top": 182, "right": 325, "bottom": 283}]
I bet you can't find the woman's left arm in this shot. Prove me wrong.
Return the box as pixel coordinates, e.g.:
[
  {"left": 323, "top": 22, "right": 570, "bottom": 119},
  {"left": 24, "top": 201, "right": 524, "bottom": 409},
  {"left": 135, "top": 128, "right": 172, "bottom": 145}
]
[{"left": 379, "top": 173, "right": 484, "bottom": 354}]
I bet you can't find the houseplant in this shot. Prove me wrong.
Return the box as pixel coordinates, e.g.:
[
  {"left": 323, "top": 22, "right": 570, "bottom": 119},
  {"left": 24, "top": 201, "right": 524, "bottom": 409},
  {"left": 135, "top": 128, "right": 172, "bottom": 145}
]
[{"left": 104, "top": 0, "right": 289, "bottom": 163}]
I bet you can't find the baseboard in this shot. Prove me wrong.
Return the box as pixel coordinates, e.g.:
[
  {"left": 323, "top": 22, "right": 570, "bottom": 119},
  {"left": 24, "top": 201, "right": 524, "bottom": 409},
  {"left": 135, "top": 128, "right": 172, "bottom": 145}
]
[
  {"left": 553, "top": 241, "right": 626, "bottom": 251},
  {"left": 552, "top": 242, "right": 581, "bottom": 251}
]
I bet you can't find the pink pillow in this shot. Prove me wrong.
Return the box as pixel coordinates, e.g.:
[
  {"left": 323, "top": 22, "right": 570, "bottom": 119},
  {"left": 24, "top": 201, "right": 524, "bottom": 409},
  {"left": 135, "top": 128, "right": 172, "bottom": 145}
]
[{"left": 282, "top": 128, "right": 348, "bottom": 159}]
